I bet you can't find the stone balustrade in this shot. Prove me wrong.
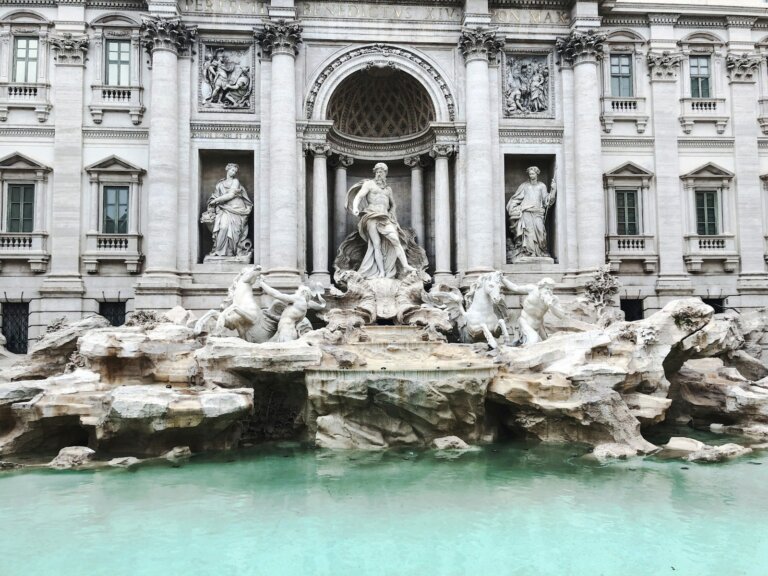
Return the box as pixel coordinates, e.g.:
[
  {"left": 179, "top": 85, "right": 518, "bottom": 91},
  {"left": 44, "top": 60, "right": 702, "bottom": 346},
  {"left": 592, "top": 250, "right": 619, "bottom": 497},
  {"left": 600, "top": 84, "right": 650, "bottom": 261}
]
[
  {"left": 89, "top": 85, "right": 145, "bottom": 125},
  {"left": 606, "top": 234, "right": 658, "bottom": 273},
  {"left": 83, "top": 232, "right": 142, "bottom": 274},
  {"left": 600, "top": 96, "right": 648, "bottom": 134},
  {"left": 679, "top": 97, "right": 728, "bottom": 134},
  {"left": 684, "top": 234, "right": 738, "bottom": 273},
  {"left": 0, "top": 82, "right": 51, "bottom": 122},
  {"left": 0, "top": 232, "right": 49, "bottom": 272}
]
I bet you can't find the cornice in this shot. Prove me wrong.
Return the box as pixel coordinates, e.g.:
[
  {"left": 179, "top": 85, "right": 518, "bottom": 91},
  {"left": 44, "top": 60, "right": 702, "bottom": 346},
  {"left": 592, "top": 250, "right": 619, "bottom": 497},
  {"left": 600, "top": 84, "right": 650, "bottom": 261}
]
[
  {"left": 499, "top": 127, "right": 563, "bottom": 143},
  {"left": 190, "top": 121, "right": 260, "bottom": 139},
  {"left": 0, "top": 126, "right": 55, "bottom": 138},
  {"left": 647, "top": 13, "right": 679, "bottom": 25},
  {"left": 83, "top": 128, "right": 148, "bottom": 140},
  {"left": 601, "top": 15, "right": 648, "bottom": 27},
  {"left": 601, "top": 137, "right": 654, "bottom": 148},
  {"left": 678, "top": 137, "right": 734, "bottom": 149}
]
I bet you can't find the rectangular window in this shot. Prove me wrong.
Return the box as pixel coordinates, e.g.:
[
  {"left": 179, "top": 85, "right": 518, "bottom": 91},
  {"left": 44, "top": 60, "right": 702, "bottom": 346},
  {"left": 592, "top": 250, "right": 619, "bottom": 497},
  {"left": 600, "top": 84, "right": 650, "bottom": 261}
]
[
  {"left": 616, "top": 189, "right": 639, "bottom": 236},
  {"left": 102, "top": 186, "right": 129, "bottom": 234},
  {"left": 695, "top": 190, "right": 719, "bottom": 236},
  {"left": 620, "top": 299, "right": 644, "bottom": 322},
  {"left": 690, "top": 56, "right": 711, "bottom": 99},
  {"left": 610, "top": 54, "right": 633, "bottom": 97},
  {"left": 105, "top": 40, "right": 131, "bottom": 86},
  {"left": 99, "top": 301, "right": 127, "bottom": 327},
  {"left": 12, "top": 37, "right": 38, "bottom": 84},
  {"left": 702, "top": 298, "right": 725, "bottom": 314},
  {"left": 1, "top": 302, "right": 29, "bottom": 354},
  {"left": 7, "top": 184, "right": 34, "bottom": 233}
]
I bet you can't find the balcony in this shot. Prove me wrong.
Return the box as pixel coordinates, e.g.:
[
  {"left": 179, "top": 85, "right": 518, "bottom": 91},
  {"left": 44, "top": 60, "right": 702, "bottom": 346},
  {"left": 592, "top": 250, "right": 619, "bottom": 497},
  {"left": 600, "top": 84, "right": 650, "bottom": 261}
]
[
  {"left": 83, "top": 233, "right": 142, "bottom": 274},
  {"left": 606, "top": 234, "right": 658, "bottom": 273},
  {"left": 600, "top": 97, "right": 649, "bottom": 134},
  {"left": 89, "top": 85, "right": 144, "bottom": 125},
  {"left": 684, "top": 234, "right": 738, "bottom": 273},
  {"left": 679, "top": 98, "right": 728, "bottom": 134},
  {"left": 0, "top": 83, "right": 51, "bottom": 122},
  {"left": 0, "top": 232, "right": 49, "bottom": 272}
]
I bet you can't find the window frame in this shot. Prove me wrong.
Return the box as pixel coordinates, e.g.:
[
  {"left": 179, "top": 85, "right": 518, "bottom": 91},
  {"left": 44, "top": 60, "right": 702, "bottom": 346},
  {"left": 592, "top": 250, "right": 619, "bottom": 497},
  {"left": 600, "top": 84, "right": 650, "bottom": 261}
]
[
  {"left": 610, "top": 54, "right": 634, "bottom": 98},
  {"left": 615, "top": 188, "right": 640, "bottom": 236},
  {"left": 695, "top": 189, "right": 720, "bottom": 236},
  {"left": 689, "top": 55, "right": 712, "bottom": 99},
  {"left": 101, "top": 184, "right": 130, "bottom": 234},
  {"left": 12, "top": 36, "right": 39, "bottom": 84},
  {"left": 6, "top": 182, "right": 35, "bottom": 233},
  {"left": 104, "top": 38, "right": 131, "bottom": 87}
]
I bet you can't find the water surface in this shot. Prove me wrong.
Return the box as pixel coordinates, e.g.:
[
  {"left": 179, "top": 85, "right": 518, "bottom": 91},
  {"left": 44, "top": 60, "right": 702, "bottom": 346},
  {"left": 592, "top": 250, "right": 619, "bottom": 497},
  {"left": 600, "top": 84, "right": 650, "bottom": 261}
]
[{"left": 1, "top": 443, "right": 766, "bottom": 576}]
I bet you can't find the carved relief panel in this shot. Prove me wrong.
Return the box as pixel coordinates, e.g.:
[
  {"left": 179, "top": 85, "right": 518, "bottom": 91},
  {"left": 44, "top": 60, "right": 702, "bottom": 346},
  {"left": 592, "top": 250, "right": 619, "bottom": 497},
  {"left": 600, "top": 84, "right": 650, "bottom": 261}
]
[
  {"left": 198, "top": 40, "right": 255, "bottom": 113},
  {"left": 502, "top": 51, "right": 554, "bottom": 119}
]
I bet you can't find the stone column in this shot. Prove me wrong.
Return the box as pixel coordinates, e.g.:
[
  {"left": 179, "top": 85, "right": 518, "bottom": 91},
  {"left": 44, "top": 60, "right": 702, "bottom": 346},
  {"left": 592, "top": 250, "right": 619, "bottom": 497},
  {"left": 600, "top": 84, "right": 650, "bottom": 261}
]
[
  {"left": 257, "top": 20, "right": 302, "bottom": 284},
  {"left": 458, "top": 27, "right": 503, "bottom": 277},
  {"left": 556, "top": 29, "right": 606, "bottom": 274},
  {"left": 727, "top": 51, "right": 767, "bottom": 290},
  {"left": 39, "top": 30, "right": 90, "bottom": 321},
  {"left": 307, "top": 143, "right": 331, "bottom": 285},
  {"left": 646, "top": 49, "right": 692, "bottom": 295},
  {"left": 431, "top": 144, "right": 455, "bottom": 282},
  {"left": 134, "top": 16, "right": 196, "bottom": 310},
  {"left": 333, "top": 155, "right": 353, "bottom": 254},
  {"left": 404, "top": 155, "right": 426, "bottom": 243}
]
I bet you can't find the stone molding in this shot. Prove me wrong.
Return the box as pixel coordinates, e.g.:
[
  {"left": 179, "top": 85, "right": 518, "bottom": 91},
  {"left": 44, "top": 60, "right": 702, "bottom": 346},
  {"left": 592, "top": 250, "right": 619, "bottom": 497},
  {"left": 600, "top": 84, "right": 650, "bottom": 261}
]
[
  {"left": 726, "top": 16, "right": 757, "bottom": 28},
  {"left": 0, "top": 127, "right": 55, "bottom": 138},
  {"left": 256, "top": 19, "right": 302, "bottom": 58},
  {"left": 82, "top": 128, "right": 149, "bottom": 140},
  {"left": 726, "top": 52, "right": 762, "bottom": 83},
  {"left": 304, "top": 44, "right": 457, "bottom": 122},
  {"left": 49, "top": 32, "right": 89, "bottom": 66},
  {"left": 555, "top": 29, "right": 605, "bottom": 66},
  {"left": 458, "top": 27, "right": 504, "bottom": 63},
  {"left": 140, "top": 16, "right": 197, "bottom": 57},
  {"left": 646, "top": 51, "right": 683, "bottom": 81},
  {"left": 498, "top": 127, "right": 562, "bottom": 144},
  {"left": 647, "top": 13, "right": 680, "bottom": 25},
  {"left": 601, "top": 137, "right": 654, "bottom": 149},
  {"left": 678, "top": 138, "right": 734, "bottom": 149}
]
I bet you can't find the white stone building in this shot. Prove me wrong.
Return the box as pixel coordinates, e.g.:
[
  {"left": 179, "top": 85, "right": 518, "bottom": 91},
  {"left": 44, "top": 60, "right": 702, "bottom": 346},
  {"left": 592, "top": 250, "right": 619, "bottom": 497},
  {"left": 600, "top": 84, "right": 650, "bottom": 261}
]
[{"left": 0, "top": 0, "right": 767, "bottom": 351}]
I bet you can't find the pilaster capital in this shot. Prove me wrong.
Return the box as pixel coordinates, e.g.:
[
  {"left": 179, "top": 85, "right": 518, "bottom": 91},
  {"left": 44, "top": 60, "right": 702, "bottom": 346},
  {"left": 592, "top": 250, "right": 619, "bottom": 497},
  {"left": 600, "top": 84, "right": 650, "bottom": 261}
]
[
  {"left": 555, "top": 29, "right": 606, "bottom": 66},
  {"left": 726, "top": 52, "right": 762, "bottom": 84},
  {"left": 49, "top": 32, "right": 89, "bottom": 66},
  {"left": 305, "top": 142, "right": 330, "bottom": 157},
  {"left": 647, "top": 50, "right": 683, "bottom": 82},
  {"left": 140, "top": 15, "right": 197, "bottom": 57},
  {"left": 430, "top": 144, "right": 456, "bottom": 159},
  {"left": 256, "top": 19, "right": 303, "bottom": 58},
  {"left": 458, "top": 27, "right": 504, "bottom": 64}
]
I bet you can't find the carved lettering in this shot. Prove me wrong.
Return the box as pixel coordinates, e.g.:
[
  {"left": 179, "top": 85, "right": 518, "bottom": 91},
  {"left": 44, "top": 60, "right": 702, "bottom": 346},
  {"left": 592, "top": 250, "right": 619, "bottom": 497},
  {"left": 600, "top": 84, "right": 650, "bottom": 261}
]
[{"left": 182, "top": 0, "right": 263, "bottom": 15}]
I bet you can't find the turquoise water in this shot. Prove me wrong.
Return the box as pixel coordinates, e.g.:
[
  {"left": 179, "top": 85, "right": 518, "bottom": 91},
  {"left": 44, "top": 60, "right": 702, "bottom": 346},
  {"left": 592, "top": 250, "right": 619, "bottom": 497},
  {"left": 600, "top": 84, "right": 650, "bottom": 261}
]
[{"left": 1, "top": 444, "right": 766, "bottom": 576}]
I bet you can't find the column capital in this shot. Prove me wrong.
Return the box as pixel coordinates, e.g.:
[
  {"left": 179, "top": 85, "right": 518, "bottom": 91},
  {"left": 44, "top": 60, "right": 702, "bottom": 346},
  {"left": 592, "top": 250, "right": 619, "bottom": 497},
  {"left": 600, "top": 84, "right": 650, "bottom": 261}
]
[
  {"left": 337, "top": 155, "right": 354, "bottom": 168},
  {"left": 49, "top": 32, "right": 89, "bottom": 66},
  {"left": 726, "top": 52, "right": 762, "bottom": 84},
  {"left": 256, "top": 19, "right": 303, "bottom": 58},
  {"left": 430, "top": 143, "right": 456, "bottom": 159},
  {"left": 458, "top": 27, "right": 504, "bottom": 64},
  {"left": 141, "top": 15, "right": 197, "bottom": 56},
  {"left": 647, "top": 50, "right": 683, "bottom": 82},
  {"left": 404, "top": 155, "right": 427, "bottom": 169},
  {"left": 305, "top": 142, "right": 331, "bottom": 157},
  {"left": 555, "top": 29, "right": 605, "bottom": 66}
]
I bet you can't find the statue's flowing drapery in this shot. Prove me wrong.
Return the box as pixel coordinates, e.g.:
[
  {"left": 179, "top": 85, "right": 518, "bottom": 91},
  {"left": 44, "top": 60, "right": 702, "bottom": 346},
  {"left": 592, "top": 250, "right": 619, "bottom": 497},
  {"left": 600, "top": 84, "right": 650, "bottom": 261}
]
[
  {"left": 210, "top": 180, "right": 253, "bottom": 256},
  {"left": 507, "top": 181, "right": 551, "bottom": 259}
]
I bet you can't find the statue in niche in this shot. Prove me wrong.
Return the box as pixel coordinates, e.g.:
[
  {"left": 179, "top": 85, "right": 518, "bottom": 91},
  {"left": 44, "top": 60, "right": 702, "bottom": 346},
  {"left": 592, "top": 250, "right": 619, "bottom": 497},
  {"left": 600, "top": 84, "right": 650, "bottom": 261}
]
[
  {"left": 506, "top": 166, "right": 556, "bottom": 261},
  {"left": 501, "top": 277, "right": 566, "bottom": 346},
  {"left": 201, "top": 47, "right": 252, "bottom": 109},
  {"left": 334, "top": 163, "right": 428, "bottom": 281},
  {"left": 201, "top": 163, "right": 253, "bottom": 261},
  {"left": 504, "top": 55, "right": 550, "bottom": 116}
]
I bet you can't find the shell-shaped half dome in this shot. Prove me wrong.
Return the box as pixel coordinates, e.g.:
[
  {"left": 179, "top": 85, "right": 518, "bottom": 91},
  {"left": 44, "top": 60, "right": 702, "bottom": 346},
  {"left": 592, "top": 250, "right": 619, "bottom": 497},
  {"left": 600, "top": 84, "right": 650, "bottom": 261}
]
[{"left": 326, "top": 68, "right": 436, "bottom": 139}]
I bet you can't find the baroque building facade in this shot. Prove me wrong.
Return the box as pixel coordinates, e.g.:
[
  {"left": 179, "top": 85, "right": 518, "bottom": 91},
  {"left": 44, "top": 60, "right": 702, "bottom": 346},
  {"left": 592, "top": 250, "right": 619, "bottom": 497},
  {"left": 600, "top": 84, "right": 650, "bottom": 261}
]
[{"left": 0, "top": 0, "right": 767, "bottom": 351}]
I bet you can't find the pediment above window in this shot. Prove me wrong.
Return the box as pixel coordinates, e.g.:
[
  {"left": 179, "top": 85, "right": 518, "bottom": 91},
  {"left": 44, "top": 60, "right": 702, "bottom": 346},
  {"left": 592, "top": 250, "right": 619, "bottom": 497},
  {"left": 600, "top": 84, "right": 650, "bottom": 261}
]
[
  {"left": 681, "top": 162, "right": 734, "bottom": 180},
  {"left": 0, "top": 152, "right": 50, "bottom": 173},
  {"left": 85, "top": 155, "right": 145, "bottom": 180},
  {"left": 604, "top": 161, "right": 653, "bottom": 186}
]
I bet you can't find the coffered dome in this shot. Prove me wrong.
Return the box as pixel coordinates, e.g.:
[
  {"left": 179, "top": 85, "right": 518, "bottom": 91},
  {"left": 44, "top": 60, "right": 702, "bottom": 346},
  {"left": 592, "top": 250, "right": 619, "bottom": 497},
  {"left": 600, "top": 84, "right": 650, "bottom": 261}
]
[{"left": 326, "top": 69, "right": 435, "bottom": 139}]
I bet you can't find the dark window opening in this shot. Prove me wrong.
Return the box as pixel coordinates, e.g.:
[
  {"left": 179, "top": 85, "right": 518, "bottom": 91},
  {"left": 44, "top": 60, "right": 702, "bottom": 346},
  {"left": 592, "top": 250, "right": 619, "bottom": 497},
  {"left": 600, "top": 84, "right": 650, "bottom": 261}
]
[
  {"left": 99, "top": 301, "right": 127, "bottom": 326},
  {"left": 2, "top": 302, "right": 30, "bottom": 354},
  {"left": 620, "top": 299, "right": 644, "bottom": 321},
  {"left": 702, "top": 298, "right": 725, "bottom": 314}
]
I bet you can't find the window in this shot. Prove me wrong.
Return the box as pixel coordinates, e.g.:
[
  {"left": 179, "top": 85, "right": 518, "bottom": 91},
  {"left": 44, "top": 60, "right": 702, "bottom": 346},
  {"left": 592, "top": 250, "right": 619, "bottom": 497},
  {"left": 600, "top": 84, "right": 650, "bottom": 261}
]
[
  {"left": 615, "top": 189, "right": 639, "bottom": 235},
  {"left": 99, "top": 301, "right": 127, "bottom": 326},
  {"left": 690, "top": 56, "right": 711, "bottom": 98},
  {"left": 1, "top": 302, "right": 29, "bottom": 354},
  {"left": 13, "top": 37, "right": 38, "bottom": 84},
  {"left": 702, "top": 298, "right": 725, "bottom": 314},
  {"left": 610, "top": 55, "right": 633, "bottom": 97},
  {"left": 102, "top": 185, "right": 129, "bottom": 234},
  {"left": 620, "top": 299, "right": 644, "bottom": 321},
  {"left": 7, "top": 184, "right": 34, "bottom": 233},
  {"left": 105, "top": 40, "right": 130, "bottom": 86},
  {"left": 695, "top": 190, "right": 719, "bottom": 236}
]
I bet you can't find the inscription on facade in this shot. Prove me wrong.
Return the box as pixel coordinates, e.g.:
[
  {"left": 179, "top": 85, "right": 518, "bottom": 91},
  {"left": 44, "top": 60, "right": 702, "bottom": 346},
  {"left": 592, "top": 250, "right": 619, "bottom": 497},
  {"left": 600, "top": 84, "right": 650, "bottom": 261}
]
[{"left": 181, "top": 0, "right": 265, "bottom": 15}]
